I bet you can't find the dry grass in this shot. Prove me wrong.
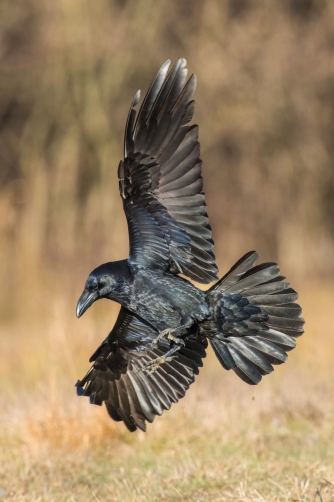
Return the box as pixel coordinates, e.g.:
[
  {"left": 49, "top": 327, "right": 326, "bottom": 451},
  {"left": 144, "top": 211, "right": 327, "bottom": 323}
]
[{"left": 1, "top": 281, "right": 334, "bottom": 501}]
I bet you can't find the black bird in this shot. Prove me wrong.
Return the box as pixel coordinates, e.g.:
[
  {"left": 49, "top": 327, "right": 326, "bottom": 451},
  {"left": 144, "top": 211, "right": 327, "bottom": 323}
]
[{"left": 76, "top": 59, "right": 304, "bottom": 432}]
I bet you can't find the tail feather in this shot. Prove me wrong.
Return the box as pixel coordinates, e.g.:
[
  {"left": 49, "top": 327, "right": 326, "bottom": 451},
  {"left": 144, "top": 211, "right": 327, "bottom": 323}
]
[
  {"left": 249, "top": 289, "right": 299, "bottom": 305},
  {"left": 261, "top": 303, "right": 302, "bottom": 318},
  {"left": 224, "top": 264, "right": 281, "bottom": 294},
  {"left": 230, "top": 337, "right": 275, "bottom": 374},
  {"left": 210, "top": 339, "right": 236, "bottom": 370},
  {"left": 203, "top": 251, "right": 304, "bottom": 385},
  {"left": 245, "top": 280, "right": 290, "bottom": 296},
  {"left": 228, "top": 346, "right": 263, "bottom": 385},
  {"left": 208, "top": 251, "right": 259, "bottom": 292},
  {"left": 259, "top": 328, "right": 297, "bottom": 351}
]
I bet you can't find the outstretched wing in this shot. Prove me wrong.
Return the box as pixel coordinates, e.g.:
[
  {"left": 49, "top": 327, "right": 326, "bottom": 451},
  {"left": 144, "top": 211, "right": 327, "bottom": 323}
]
[
  {"left": 203, "top": 252, "right": 304, "bottom": 385},
  {"left": 118, "top": 58, "right": 218, "bottom": 283},
  {"left": 76, "top": 306, "right": 207, "bottom": 432}
]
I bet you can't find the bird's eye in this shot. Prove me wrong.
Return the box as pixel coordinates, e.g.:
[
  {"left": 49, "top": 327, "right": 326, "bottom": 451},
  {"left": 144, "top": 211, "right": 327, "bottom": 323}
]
[{"left": 89, "top": 281, "right": 98, "bottom": 291}]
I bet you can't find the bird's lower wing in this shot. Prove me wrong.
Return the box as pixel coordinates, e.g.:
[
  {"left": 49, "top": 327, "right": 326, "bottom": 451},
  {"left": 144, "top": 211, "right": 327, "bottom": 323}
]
[{"left": 76, "top": 306, "right": 207, "bottom": 432}]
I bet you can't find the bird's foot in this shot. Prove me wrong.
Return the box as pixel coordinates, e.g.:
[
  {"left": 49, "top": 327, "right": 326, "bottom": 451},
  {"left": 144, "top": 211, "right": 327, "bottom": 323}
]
[
  {"left": 142, "top": 356, "right": 176, "bottom": 375},
  {"left": 151, "top": 327, "right": 186, "bottom": 348},
  {"left": 145, "top": 326, "right": 188, "bottom": 374}
]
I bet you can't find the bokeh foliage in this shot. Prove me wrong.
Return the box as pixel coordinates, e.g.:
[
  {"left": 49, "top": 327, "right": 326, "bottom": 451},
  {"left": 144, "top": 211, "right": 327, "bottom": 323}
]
[{"left": 1, "top": 0, "right": 334, "bottom": 319}]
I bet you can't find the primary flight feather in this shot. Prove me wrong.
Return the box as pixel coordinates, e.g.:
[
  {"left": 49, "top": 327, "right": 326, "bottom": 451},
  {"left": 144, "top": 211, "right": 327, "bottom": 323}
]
[{"left": 76, "top": 59, "right": 304, "bottom": 432}]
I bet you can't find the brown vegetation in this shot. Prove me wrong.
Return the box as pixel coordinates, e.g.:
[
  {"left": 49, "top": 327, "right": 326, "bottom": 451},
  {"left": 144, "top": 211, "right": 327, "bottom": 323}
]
[{"left": 1, "top": 0, "right": 334, "bottom": 500}]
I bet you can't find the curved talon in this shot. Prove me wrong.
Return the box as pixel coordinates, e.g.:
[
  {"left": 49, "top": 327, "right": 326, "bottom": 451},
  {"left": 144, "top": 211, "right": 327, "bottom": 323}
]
[
  {"left": 151, "top": 327, "right": 186, "bottom": 348},
  {"left": 143, "top": 356, "right": 175, "bottom": 375}
]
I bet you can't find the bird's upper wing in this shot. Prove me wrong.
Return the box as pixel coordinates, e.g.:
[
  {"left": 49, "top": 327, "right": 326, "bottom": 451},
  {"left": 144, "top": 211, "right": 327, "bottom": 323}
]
[
  {"left": 76, "top": 306, "right": 207, "bottom": 432},
  {"left": 118, "top": 58, "right": 218, "bottom": 283}
]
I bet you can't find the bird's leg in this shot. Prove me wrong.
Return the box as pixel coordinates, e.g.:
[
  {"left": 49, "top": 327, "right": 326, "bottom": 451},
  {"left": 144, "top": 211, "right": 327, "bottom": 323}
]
[
  {"left": 142, "top": 324, "right": 194, "bottom": 374},
  {"left": 142, "top": 343, "right": 181, "bottom": 375},
  {"left": 143, "top": 324, "right": 193, "bottom": 374},
  {"left": 151, "top": 324, "right": 189, "bottom": 348}
]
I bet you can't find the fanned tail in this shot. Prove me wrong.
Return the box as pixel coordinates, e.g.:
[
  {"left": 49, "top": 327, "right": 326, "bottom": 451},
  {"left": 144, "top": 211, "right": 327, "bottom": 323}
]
[{"left": 202, "top": 251, "right": 304, "bottom": 385}]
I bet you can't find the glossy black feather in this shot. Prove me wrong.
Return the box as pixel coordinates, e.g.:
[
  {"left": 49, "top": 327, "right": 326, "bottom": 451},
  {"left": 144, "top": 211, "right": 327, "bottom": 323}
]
[
  {"left": 76, "top": 307, "right": 207, "bottom": 432},
  {"left": 76, "top": 61, "right": 305, "bottom": 432},
  {"left": 201, "top": 251, "right": 304, "bottom": 385},
  {"left": 121, "top": 59, "right": 218, "bottom": 284}
]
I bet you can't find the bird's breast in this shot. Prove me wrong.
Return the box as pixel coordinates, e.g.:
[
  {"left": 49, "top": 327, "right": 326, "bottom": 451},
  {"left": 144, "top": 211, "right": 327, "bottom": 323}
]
[{"left": 130, "top": 270, "right": 208, "bottom": 331}]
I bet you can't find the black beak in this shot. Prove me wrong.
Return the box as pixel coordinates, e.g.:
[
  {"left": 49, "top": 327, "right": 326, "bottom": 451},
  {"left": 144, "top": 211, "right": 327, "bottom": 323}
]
[{"left": 76, "top": 289, "right": 98, "bottom": 318}]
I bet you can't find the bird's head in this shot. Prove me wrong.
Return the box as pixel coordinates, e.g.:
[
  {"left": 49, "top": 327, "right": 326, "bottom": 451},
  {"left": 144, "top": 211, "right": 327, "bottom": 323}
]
[{"left": 76, "top": 261, "right": 130, "bottom": 318}]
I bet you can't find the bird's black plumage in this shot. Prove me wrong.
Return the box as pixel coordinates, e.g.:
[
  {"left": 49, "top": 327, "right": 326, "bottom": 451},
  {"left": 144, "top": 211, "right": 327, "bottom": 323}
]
[
  {"left": 76, "top": 59, "right": 304, "bottom": 431},
  {"left": 118, "top": 57, "right": 217, "bottom": 283}
]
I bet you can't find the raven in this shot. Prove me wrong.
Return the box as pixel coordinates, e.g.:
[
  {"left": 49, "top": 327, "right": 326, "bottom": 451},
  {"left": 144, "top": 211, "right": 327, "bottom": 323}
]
[{"left": 76, "top": 59, "right": 304, "bottom": 432}]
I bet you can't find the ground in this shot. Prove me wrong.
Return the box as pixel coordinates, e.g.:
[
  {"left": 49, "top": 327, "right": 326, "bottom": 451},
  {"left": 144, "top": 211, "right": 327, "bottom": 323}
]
[{"left": 0, "top": 282, "right": 333, "bottom": 502}]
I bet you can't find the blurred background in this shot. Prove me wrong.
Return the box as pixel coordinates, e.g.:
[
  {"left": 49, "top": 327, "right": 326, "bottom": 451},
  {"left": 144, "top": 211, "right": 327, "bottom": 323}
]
[{"left": 1, "top": 0, "right": 334, "bottom": 500}]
